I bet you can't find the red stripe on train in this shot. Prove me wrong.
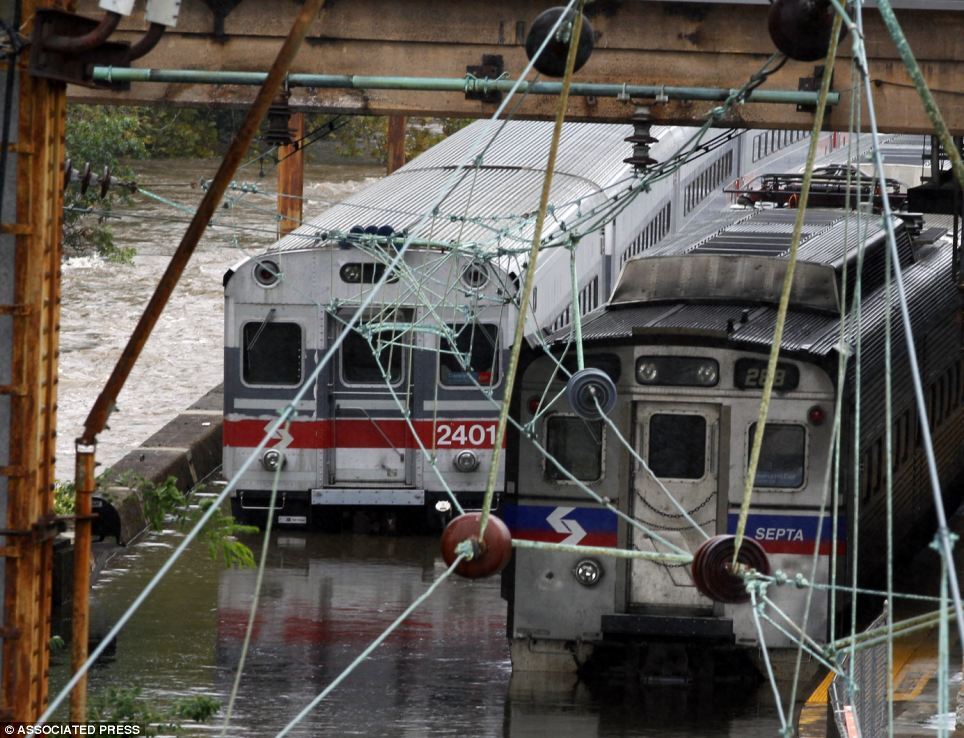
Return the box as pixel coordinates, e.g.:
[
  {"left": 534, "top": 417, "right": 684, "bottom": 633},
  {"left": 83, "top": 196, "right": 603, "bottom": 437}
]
[{"left": 223, "top": 418, "right": 502, "bottom": 449}]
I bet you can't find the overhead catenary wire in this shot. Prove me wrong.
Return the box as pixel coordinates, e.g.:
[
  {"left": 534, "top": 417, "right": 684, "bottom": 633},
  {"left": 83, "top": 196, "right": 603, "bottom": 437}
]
[
  {"left": 41, "top": 1, "right": 597, "bottom": 725},
  {"left": 477, "top": 1, "right": 587, "bottom": 540},
  {"left": 731, "top": 15, "right": 842, "bottom": 568}
]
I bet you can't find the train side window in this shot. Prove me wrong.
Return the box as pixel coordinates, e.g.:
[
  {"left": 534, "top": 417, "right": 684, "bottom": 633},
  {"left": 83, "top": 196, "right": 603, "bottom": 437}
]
[
  {"left": 545, "top": 416, "right": 604, "bottom": 482},
  {"left": 649, "top": 414, "right": 706, "bottom": 480},
  {"left": 342, "top": 329, "right": 404, "bottom": 385},
  {"left": 439, "top": 323, "right": 500, "bottom": 387},
  {"left": 749, "top": 423, "right": 806, "bottom": 489},
  {"left": 242, "top": 321, "right": 302, "bottom": 386}
]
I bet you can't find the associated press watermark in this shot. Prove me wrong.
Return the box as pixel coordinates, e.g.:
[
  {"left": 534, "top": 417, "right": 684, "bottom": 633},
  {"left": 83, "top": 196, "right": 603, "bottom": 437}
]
[{"left": 2, "top": 725, "right": 142, "bottom": 735}]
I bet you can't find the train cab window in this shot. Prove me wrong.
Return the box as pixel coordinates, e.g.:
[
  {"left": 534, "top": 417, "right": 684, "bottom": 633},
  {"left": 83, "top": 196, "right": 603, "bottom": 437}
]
[
  {"left": 439, "top": 323, "right": 500, "bottom": 387},
  {"left": 242, "top": 321, "right": 303, "bottom": 386},
  {"left": 342, "top": 329, "right": 404, "bottom": 385},
  {"left": 545, "top": 416, "right": 604, "bottom": 482},
  {"left": 649, "top": 414, "right": 706, "bottom": 479},
  {"left": 749, "top": 423, "right": 806, "bottom": 488}
]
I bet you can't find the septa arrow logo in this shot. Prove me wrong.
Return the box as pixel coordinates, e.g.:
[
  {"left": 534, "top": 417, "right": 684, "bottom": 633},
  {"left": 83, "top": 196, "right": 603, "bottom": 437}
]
[
  {"left": 547, "top": 506, "right": 587, "bottom": 545},
  {"left": 264, "top": 423, "right": 294, "bottom": 451}
]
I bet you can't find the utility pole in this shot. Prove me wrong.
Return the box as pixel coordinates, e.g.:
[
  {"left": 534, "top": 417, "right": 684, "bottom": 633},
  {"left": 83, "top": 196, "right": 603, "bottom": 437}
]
[
  {"left": 386, "top": 115, "right": 406, "bottom": 174},
  {"left": 0, "top": 0, "right": 66, "bottom": 722},
  {"left": 277, "top": 111, "right": 304, "bottom": 237}
]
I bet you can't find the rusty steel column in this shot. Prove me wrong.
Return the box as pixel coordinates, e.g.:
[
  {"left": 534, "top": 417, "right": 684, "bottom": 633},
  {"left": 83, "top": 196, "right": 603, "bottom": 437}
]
[
  {"left": 386, "top": 115, "right": 406, "bottom": 174},
  {"left": 277, "top": 111, "right": 304, "bottom": 237},
  {"left": 1, "top": 0, "right": 65, "bottom": 721},
  {"left": 67, "top": 449, "right": 94, "bottom": 721}
]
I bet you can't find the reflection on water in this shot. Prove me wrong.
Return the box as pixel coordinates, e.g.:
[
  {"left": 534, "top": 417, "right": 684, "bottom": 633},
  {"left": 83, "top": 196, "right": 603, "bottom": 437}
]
[
  {"left": 50, "top": 530, "right": 782, "bottom": 737},
  {"left": 57, "top": 159, "right": 383, "bottom": 478}
]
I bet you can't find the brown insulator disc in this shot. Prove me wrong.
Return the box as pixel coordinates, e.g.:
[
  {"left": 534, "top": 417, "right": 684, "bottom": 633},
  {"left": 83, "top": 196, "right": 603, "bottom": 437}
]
[
  {"left": 691, "top": 534, "right": 770, "bottom": 604},
  {"left": 440, "top": 512, "right": 513, "bottom": 579}
]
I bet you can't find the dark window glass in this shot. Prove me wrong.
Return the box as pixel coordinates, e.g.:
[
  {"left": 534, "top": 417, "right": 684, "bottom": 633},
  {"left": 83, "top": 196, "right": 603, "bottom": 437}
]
[
  {"left": 648, "top": 414, "right": 706, "bottom": 479},
  {"left": 545, "top": 417, "right": 604, "bottom": 482},
  {"left": 242, "top": 321, "right": 302, "bottom": 385},
  {"left": 636, "top": 356, "right": 719, "bottom": 387},
  {"left": 439, "top": 323, "right": 500, "bottom": 386},
  {"left": 342, "top": 329, "right": 403, "bottom": 384},
  {"left": 749, "top": 423, "right": 806, "bottom": 488}
]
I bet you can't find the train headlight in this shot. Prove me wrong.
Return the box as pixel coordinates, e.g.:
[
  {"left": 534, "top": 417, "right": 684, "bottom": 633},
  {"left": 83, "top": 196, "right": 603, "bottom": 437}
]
[
  {"left": 453, "top": 450, "right": 480, "bottom": 473},
  {"left": 696, "top": 362, "right": 718, "bottom": 386},
  {"left": 573, "top": 558, "right": 603, "bottom": 587},
  {"left": 636, "top": 361, "right": 658, "bottom": 383},
  {"left": 261, "top": 448, "right": 285, "bottom": 472},
  {"left": 253, "top": 259, "right": 281, "bottom": 287},
  {"left": 461, "top": 262, "right": 489, "bottom": 290}
]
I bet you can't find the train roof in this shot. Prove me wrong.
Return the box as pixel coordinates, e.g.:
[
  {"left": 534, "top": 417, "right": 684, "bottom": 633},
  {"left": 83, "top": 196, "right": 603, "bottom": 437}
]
[
  {"left": 560, "top": 209, "right": 954, "bottom": 359},
  {"left": 261, "top": 120, "right": 689, "bottom": 257},
  {"left": 613, "top": 208, "right": 919, "bottom": 312}
]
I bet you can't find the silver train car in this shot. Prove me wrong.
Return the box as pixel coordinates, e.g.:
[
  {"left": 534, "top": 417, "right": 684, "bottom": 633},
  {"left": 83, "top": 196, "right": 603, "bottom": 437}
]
[
  {"left": 503, "top": 192, "right": 964, "bottom": 678},
  {"left": 223, "top": 120, "right": 844, "bottom": 528}
]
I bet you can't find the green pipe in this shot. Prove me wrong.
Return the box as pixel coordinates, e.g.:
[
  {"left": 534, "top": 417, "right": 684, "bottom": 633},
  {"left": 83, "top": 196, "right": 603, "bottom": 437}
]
[{"left": 91, "top": 66, "right": 840, "bottom": 106}]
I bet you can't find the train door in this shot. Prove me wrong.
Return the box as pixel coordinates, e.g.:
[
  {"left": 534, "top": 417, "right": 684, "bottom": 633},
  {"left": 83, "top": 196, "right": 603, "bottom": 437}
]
[
  {"left": 629, "top": 402, "right": 721, "bottom": 610},
  {"left": 327, "top": 310, "right": 414, "bottom": 487}
]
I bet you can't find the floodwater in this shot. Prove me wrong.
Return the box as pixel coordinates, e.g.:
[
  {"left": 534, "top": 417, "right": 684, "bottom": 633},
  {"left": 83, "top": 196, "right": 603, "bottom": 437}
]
[
  {"left": 49, "top": 530, "right": 783, "bottom": 737},
  {"left": 57, "top": 157, "right": 384, "bottom": 477},
  {"left": 52, "top": 157, "right": 784, "bottom": 736}
]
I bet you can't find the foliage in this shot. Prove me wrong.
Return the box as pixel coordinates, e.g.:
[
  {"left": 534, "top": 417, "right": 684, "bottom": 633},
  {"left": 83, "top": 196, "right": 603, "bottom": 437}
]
[
  {"left": 88, "top": 686, "right": 220, "bottom": 737},
  {"left": 170, "top": 695, "right": 221, "bottom": 724},
  {"left": 191, "top": 499, "right": 259, "bottom": 569},
  {"left": 53, "top": 480, "right": 76, "bottom": 516},
  {"left": 139, "top": 475, "right": 188, "bottom": 531},
  {"left": 331, "top": 116, "right": 473, "bottom": 164},
  {"left": 63, "top": 106, "right": 146, "bottom": 261},
  {"left": 63, "top": 104, "right": 225, "bottom": 261},
  {"left": 73, "top": 471, "right": 256, "bottom": 569}
]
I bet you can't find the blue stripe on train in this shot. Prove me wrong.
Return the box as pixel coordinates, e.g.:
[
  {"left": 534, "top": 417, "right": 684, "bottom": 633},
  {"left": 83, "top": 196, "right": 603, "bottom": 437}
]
[
  {"left": 726, "top": 512, "right": 846, "bottom": 555},
  {"left": 501, "top": 503, "right": 618, "bottom": 546}
]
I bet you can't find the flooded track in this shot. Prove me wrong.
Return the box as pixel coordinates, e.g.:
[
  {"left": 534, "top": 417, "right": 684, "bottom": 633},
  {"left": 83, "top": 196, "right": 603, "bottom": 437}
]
[
  {"left": 51, "top": 530, "right": 783, "bottom": 737},
  {"left": 53, "top": 156, "right": 788, "bottom": 736}
]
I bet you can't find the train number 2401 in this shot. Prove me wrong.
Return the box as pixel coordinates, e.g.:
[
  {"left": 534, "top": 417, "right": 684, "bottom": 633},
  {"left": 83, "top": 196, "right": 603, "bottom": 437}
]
[{"left": 435, "top": 423, "right": 497, "bottom": 447}]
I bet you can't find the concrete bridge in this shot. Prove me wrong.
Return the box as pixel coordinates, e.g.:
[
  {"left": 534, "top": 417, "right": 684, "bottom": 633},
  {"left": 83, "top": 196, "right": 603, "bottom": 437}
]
[{"left": 67, "top": 0, "right": 964, "bottom": 133}]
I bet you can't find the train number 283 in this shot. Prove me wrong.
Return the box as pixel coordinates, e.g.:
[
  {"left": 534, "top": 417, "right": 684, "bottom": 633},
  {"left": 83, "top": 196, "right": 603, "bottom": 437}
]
[{"left": 435, "top": 423, "right": 496, "bottom": 447}]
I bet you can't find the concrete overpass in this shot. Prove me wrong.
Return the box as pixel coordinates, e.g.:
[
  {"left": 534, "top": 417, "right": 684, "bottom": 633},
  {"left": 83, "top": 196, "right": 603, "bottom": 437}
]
[{"left": 64, "top": 0, "right": 964, "bottom": 133}]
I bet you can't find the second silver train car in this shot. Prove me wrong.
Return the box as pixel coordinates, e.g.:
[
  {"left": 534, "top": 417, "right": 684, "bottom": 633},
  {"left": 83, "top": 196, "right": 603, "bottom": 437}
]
[{"left": 504, "top": 194, "right": 963, "bottom": 678}]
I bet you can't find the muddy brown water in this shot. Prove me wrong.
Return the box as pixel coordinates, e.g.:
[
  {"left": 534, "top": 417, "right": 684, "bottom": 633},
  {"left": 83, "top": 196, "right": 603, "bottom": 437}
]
[{"left": 52, "top": 158, "right": 782, "bottom": 736}]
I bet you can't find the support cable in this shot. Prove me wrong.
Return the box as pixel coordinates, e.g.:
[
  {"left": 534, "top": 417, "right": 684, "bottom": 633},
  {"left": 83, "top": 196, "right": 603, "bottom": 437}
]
[
  {"left": 848, "top": 0, "right": 964, "bottom": 652},
  {"left": 479, "top": 0, "right": 587, "bottom": 538},
  {"left": 40, "top": 2, "right": 588, "bottom": 721},
  {"left": 731, "top": 15, "right": 842, "bottom": 565}
]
